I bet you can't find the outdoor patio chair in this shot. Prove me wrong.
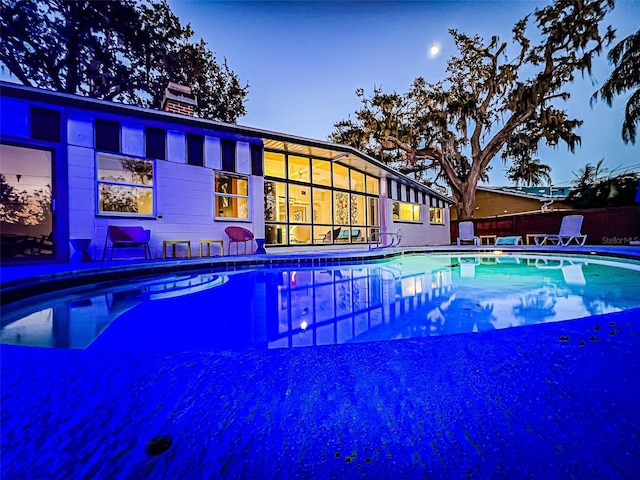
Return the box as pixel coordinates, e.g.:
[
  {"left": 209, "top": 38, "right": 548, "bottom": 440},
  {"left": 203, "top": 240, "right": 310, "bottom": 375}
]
[
  {"left": 457, "top": 221, "right": 480, "bottom": 246},
  {"left": 459, "top": 257, "right": 481, "bottom": 277},
  {"left": 225, "top": 226, "right": 254, "bottom": 255},
  {"left": 533, "top": 215, "right": 587, "bottom": 246},
  {"left": 102, "top": 226, "right": 151, "bottom": 260}
]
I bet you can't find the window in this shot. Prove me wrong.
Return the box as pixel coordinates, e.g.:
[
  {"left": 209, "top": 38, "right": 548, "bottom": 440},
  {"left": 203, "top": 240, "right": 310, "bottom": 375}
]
[
  {"left": 215, "top": 171, "right": 248, "bottom": 219},
  {"left": 97, "top": 153, "right": 154, "bottom": 215},
  {"left": 392, "top": 201, "right": 421, "bottom": 222},
  {"left": 95, "top": 119, "right": 120, "bottom": 153},
  {"left": 221, "top": 140, "right": 236, "bottom": 172},
  {"left": 350, "top": 194, "right": 365, "bottom": 225},
  {"left": 430, "top": 207, "right": 445, "bottom": 224},
  {"left": 31, "top": 107, "right": 60, "bottom": 143},
  {"left": 265, "top": 180, "right": 287, "bottom": 222},
  {"left": 187, "top": 133, "right": 204, "bottom": 166},
  {"left": 251, "top": 144, "right": 263, "bottom": 176},
  {"left": 333, "top": 164, "right": 349, "bottom": 189},
  {"left": 288, "top": 155, "right": 310, "bottom": 183},
  {"left": 289, "top": 184, "right": 311, "bottom": 223},
  {"left": 366, "top": 175, "right": 378, "bottom": 195},
  {"left": 312, "top": 188, "right": 332, "bottom": 224},
  {"left": 334, "top": 191, "right": 350, "bottom": 225},
  {"left": 264, "top": 150, "right": 380, "bottom": 246},
  {"left": 265, "top": 151, "right": 285, "bottom": 178},
  {"left": 351, "top": 170, "right": 365, "bottom": 192},
  {"left": 366, "top": 197, "right": 379, "bottom": 225},
  {"left": 312, "top": 159, "right": 331, "bottom": 186},
  {"left": 145, "top": 127, "right": 166, "bottom": 160}
]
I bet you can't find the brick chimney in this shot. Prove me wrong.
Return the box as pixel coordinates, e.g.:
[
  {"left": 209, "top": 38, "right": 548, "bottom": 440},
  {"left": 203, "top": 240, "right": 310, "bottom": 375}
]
[{"left": 162, "top": 82, "right": 197, "bottom": 116}]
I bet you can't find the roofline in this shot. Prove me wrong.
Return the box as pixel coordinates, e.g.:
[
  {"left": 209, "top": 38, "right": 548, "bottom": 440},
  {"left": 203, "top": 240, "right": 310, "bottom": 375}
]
[
  {"left": 0, "top": 81, "right": 452, "bottom": 204},
  {"left": 477, "top": 185, "right": 567, "bottom": 201}
]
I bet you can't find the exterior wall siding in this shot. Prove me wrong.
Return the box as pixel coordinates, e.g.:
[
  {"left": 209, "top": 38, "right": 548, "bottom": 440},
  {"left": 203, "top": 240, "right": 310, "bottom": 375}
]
[
  {"left": 386, "top": 203, "right": 450, "bottom": 247},
  {"left": 0, "top": 98, "right": 29, "bottom": 138},
  {"left": 1, "top": 84, "right": 453, "bottom": 261},
  {"left": 451, "top": 189, "right": 573, "bottom": 221}
]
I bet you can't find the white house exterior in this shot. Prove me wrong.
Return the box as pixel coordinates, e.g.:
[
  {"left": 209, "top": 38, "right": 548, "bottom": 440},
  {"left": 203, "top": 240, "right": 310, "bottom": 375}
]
[{"left": 0, "top": 82, "right": 451, "bottom": 263}]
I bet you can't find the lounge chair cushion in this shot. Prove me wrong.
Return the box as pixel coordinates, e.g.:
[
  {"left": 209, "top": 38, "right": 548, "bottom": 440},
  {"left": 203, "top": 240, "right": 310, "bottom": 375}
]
[{"left": 495, "top": 236, "right": 522, "bottom": 245}]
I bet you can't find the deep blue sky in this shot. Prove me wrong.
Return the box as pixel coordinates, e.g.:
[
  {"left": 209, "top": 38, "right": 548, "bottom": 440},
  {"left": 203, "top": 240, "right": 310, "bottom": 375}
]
[{"left": 168, "top": 0, "right": 639, "bottom": 186}]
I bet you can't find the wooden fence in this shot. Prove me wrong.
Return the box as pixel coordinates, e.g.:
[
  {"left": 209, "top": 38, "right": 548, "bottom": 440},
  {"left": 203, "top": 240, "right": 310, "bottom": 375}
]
[{"left": 450, "top": 205, "right": 640, "bottom": 245}]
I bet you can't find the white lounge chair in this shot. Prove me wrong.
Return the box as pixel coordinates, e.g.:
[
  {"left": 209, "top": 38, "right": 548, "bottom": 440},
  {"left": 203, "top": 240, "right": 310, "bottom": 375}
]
[
  {"left": 533, "top": 215, "right": 587, "bottom": 246},
  {"left": 457, "top": 221, "right": 480, "bottom": 246},
  {"left": 459, "top": 256, "right": 481, "bottom": 277}
]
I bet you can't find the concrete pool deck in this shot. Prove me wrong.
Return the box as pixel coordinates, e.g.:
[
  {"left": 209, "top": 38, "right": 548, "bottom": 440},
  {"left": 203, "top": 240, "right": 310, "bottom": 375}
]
[{"left": 2, "top": 246, "right": 640, "bottom": 478}]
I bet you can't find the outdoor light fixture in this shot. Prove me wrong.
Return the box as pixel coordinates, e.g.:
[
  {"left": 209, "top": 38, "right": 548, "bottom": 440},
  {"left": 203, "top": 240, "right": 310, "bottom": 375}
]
[{"left": 331, "top": 153, "right": 348, "bottom": 161}]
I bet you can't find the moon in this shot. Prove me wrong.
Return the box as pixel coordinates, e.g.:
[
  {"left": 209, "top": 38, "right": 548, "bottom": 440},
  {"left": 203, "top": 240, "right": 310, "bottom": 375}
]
[{"left": 429, "top": 44, "right": 441, "bottom": 57}]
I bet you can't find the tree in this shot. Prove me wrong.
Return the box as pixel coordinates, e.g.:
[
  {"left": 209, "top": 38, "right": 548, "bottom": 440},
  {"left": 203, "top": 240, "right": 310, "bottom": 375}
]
[
  {"left": 592, "top": 29, "right": 640, "bottom": 144},
  {"left": 135, "top": 1, "right": 248, "bottom": 122},
  {"left": 567, "top": 159, "right": 639, "bottom": 208},
  {"left": 0, "top": 0, "right": 248, "bottom": 122},
  {"left": 0, "top": 0, "right": 148, "bottom": 98},
  {"left": 331, "top": 0, "right": 615, "bottom": 220},
  {"left": 506, "top": 158, "right": 552, "bottom": 187}
]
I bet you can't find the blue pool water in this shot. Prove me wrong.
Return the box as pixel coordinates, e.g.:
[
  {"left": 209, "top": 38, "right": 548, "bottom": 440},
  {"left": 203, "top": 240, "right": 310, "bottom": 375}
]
[
  {"left": 2, "top": 251, "right": 640, "bottom": 479},
  {"left": 2, "top": 252, "right": 639, "bottom": 351}
]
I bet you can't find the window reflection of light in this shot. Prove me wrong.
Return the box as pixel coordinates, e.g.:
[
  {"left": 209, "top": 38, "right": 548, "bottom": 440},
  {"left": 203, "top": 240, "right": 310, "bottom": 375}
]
[
  {"left": 402, "top": 278, "right": 415, "bottom": 296},
  {"left": 0, "top": 308, "right": 54, "bottom": 346},
  {"left": 300, "top": 321, "right": 308, "bottom": 330}
]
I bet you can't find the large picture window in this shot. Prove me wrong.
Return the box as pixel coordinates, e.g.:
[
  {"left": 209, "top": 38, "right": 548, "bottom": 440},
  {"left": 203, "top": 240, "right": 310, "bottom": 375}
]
[
  {"left": 264, "top": 150, "right": 379, "bottom": 246},
  {"left": 97, "top": 153, "right": 154, "bottom": 215},
  {"left": 215, "top": 171, "right": 249, "bottom": 219}
]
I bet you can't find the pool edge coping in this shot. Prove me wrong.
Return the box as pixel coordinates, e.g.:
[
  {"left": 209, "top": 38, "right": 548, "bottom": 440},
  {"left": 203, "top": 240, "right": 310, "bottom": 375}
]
[{"left": 2, "top": 245, "right": 640, "bottom": 306}]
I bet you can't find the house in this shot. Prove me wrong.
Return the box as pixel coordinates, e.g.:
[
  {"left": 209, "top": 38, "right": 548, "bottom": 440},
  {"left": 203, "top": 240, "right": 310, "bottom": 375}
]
[
  {"left": 0, "top": 81, "right": 452, "bottom": 263},
  {"left": 450, "top": 185, "right": 573, "bottom": 221}
]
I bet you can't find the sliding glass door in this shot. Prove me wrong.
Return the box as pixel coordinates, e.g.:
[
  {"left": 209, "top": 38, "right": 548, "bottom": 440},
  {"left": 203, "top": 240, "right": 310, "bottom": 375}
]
[{"left": 0, "top": 144, "right": 54, "bottom": 262}]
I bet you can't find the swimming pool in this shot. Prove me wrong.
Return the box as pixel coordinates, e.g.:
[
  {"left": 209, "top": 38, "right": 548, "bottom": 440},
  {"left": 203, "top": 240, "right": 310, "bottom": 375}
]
[
  {"left": 2, "top": 252, "right": 639, "bottom": 351},
  {"left": 1, "top": 249, "right": 639, "bottom": 478}
]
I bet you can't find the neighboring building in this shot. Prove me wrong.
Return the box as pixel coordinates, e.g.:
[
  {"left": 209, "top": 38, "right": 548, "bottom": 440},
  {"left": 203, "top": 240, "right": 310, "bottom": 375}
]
[
  {"left": 450, "top": 185, "right": 573, "bottom": 221},
  {"left": 0, "top": 82, "right": 452, "bottom": 263}
]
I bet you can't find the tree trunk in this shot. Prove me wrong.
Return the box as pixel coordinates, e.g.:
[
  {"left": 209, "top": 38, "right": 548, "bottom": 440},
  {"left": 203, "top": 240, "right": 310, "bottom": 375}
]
[{"left": 456, "top": 180, "right": 478, "bottom": 220}]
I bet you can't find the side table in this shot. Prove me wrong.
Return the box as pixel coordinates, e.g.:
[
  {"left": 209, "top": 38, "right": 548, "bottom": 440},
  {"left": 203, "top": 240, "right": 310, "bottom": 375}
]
[
  {"left": 163, "top": 240, "right": 192, "bottom": 259},
  {"left": 200, "top": 239, "right": 224, "bottom": 257},
  {"left": 255, "top": 238, "right": 266, "bottom": 254}
]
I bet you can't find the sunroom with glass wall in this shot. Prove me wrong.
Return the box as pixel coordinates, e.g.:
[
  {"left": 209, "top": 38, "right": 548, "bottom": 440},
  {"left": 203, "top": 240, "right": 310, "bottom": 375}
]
[{"left": 263, "top": 151, "right": 380, "bottom": 246}]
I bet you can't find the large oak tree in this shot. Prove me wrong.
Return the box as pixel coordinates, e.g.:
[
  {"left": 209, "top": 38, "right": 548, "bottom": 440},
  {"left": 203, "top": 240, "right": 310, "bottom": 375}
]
[
  {"left": 331, "top": 0, "right": 615, "bottom": 220},
  {"left": 0, "top": 0, "right": 248, "bottom": 122}
]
